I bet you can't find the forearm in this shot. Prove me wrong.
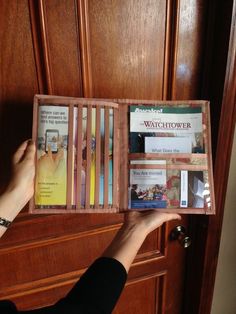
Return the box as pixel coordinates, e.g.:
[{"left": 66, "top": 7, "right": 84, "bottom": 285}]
[
  {"left": 102, "top": 220, "right": 147, "bottom": 273},
  {"left": 102, "top": 211, "right": 181, "bottom": 273},
  {"left": 0, "top": 188, "right": 24, "bottom": 238}
]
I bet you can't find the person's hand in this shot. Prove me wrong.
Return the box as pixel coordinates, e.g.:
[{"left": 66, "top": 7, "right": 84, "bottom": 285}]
[
  {"left": 102, "top": 211, "right": 181, "bottom": 272},
  {"left": 6, "top": 140, "right": 35, "bottom": 210},
  {"left": 124, "top": 211, "right": 181, "bottom": 237},
  {"left": 0, "top": 140, "right": 35, "bottom": 237}
]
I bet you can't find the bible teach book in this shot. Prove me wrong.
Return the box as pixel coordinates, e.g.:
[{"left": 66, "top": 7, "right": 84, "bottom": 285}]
[{"left": 30, "top": 95, "right": 215, "bottom": 215}]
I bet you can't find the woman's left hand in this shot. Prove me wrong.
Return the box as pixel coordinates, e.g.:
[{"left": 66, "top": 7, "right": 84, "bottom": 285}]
[{"left": 7, "top": 140, "right": 36, "bottom": 210}]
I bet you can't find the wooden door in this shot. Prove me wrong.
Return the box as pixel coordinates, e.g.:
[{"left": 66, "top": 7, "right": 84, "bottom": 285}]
[{"left": 0, "top": 1, "right": 233, "bottom": 313}]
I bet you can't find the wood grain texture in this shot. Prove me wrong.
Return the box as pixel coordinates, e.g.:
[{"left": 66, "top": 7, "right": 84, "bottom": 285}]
[
  {"left": 0, "top": 259, "right": 167, "bottom": 311},
  {"left": 163, "top": 0, "right": 177, "bottom": 100},
  {"left": 29, "top": 0, "right": 47, "bottom": 93},
  {"left": 183, "top": 1, "right": 236, "bottom": 313},
  {"left": 114, "top": 274, "right": 165, "bottom": 314},
  {"left": 198, "top": 0, "right": 236, "bottom": 312},
  {"left": 87, "top": 0, "right": 167, "bottom": 99},
  {"left": 1, "top": 0, "right": 232, "bottom": 312},
  {"left": 171, "top": 0, "right": 208, "bottom": 99},
  {"left": 0, "top": 227, "right": 121, "bottom": 290},
  {"left": 0, "top": 0, "right": 38, "bottom": 187},
  {"left": 0, "top": 0, "right": 38, "bottom": 103},
  {"left": 0, "top": 213, "right": 123, "bottom": 249},
  {"left": 39, "top": 0, "right": 83, "bottom": 96},
  {"left": 0, "top": 224, "right": 163, "bottom": 310},
  {"left": 0, "top": 221, "right": 162, "bottom": 258},
  {"left": 77, "top": 0, "right": 93, "bottom": 97},
  {"left": 38, "top": 0, "right": 53, "bottom": 94}
]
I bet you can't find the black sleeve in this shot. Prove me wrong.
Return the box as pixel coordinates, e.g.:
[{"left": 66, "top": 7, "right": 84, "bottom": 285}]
[
  {"left": 0, "top": 300, "right": 18, "bottom": 314},
  {"left": 55, "top": 257, "right": 127, "bottom": 313},
  {"left": 7, "top": 257, "right": 127, "bottom": 314}
]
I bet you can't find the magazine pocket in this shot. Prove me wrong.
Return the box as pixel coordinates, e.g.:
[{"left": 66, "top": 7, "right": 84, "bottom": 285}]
[
  {"left": 165, "top": 168, "right": 211, "bottom": 211},
  {"left": 164, "top": 154, "right": 212, "bottom": 213},
  {"left": 128, "top": 159, "right": 212, "bottom": 213},
  {"left": 32, "top": 97, "right": 119, "bottom": 213}
]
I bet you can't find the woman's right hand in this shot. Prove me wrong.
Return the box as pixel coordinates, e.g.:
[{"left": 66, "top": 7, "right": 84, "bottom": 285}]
[{"left": 124, "top": 211, "right": 181, "bottom": 237}]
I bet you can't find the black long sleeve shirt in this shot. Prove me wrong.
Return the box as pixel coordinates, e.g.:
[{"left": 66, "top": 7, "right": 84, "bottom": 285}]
[{"left": 0, "top": 257, "right": 127, "bottom": 314}]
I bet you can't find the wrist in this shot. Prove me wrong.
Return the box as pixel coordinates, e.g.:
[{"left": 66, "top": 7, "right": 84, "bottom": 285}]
[
  {"left": 122, "top": 219, "right": 148, "bottom": 242},
  {"left": 6, "top": 181, "right": 32, "bottom": 210},
  {"left": 0, "top": 188, "right": 25, "bottom": 220},
  {"left": 102, "top": 220, "right": 147, "bottom": 273}
]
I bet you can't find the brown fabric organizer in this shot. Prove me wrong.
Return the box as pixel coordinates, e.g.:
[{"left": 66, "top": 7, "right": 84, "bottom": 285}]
[{"left": 29, "top": 95, "right": 215, "bottom": 215}]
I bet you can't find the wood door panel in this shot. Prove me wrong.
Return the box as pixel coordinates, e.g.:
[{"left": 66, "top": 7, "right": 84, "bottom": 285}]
[
  {"left": 0, "top": 227, "right": 119, "bottom": 288},
  {"left": 34, "top": 0, "right": 83, "bottom": 96},
  {"left": 0, "top": 0, "right": 38, "bottom": 104},
  {"left": 0, "top": 225, "right": 164, "bottom": 291},
  {"left": 114, "top": 275, "right": 164, "bottom": 314},
  {"left": 1, "top": 261, "right": 168, "bottom": 312},
  {"left": 0, "top": 213, "right": 123, "bottom": 248},
  {"left": 3, "top": 282, "right": 76, "bottom": 311},
  {"left": 0, "top": 213, "right": 160, "bottom": 254},
  {"left": 0, "top": 0, "right": 38, "bottom": 186},
  {"left": 0, "top": 0, "right": 217, "bottom": 313},
  {"left": 171, "top": 0, "right": 208, "bottom": 99},
  {"left": 87, "top": 0, "right": 167, "bottom": 99}
]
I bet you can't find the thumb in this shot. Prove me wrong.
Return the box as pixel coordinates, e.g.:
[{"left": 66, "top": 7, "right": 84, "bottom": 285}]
[
  {"left": 13, "top": 140, "right": 31, "bottom": 165},
  {"left": 24, "top": 140, "right": 36, "bottom": 161}
]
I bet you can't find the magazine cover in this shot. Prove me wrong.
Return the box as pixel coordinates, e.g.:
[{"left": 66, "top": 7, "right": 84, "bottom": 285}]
[
  {"left": 130, "top": 106, "right": 203, "bottom": 153},
  {"left": 129, "top": 160, "right": 167, "bottom": 209},
  {"left": 35, "top": 105, "right": 68, "bottom": 206}
]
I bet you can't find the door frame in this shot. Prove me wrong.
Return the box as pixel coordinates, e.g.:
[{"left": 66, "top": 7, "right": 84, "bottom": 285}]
[{"left": 184, "top": 0, "right": 236, "bottom": 313}]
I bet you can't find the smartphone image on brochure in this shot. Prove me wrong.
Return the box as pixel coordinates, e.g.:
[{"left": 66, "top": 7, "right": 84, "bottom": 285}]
[{"left": 45, "top": 129, "right": 59, "bottom": 153}]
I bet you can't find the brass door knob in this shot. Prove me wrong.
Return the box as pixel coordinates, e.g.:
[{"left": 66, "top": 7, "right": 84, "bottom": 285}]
[{"left": 169, "top": 225, "right": 191, "bottom": 248}]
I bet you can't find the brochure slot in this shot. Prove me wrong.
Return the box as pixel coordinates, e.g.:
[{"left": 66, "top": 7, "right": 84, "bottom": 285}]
[
  {"left": 104, "top": 107, "right": 110, "bottom": 208},
  {"left": 76, "top": 104, "right": 83, "bottom": 209},
  {"left": 129, "top": 164, "right": 208, "bottom": 171},
  {"left": 67, "top": 104, "right": 74, "bottom": 209},
  {"left": 95, "top": 107, "right": 101, "bottom": 208},
  {"left": 113, "top": 108, "right": 119, "bottom": 208},
  {"left": 128, "top": 153, "right": 207, "bottom": 160},
  {"left": 119, "top": 104, "right": 129, "bottom": 211},
  {"left": 85, "top": 106, "right": 92, "bottom": 208}
]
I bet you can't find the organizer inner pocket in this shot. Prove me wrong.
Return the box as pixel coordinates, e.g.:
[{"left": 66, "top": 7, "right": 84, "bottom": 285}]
[
  {"left": 35, "top": 102, "right": 119, "bottom": 211},
  {"left": 128, "top": 159, "right": 211, "bottom": 210}
]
